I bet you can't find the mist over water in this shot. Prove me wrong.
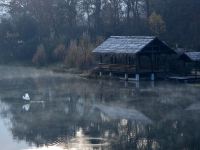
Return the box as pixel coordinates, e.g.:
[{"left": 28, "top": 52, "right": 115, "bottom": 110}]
[
  {"left": 0, "top": 65, "right": 67, "bottom": 79},
  {"left": 0, "top": 66, "right": 200, "bottom": 150}
]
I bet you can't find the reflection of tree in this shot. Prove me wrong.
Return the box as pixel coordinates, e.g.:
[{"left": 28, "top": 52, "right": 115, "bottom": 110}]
[{"left": 0, "top": 77, "right": 200, "bottom": 149}]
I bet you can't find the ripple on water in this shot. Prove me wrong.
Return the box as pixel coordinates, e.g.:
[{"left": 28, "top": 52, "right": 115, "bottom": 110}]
[
  {"left": 25, "top": 129, "right": 111, "bottom": 150},
  {"left": 65, "top": 128, "right": 110, "bottom": 149},
  {"left": 68, "top": 137, "right": 110, "bottom": 147},
  {"left": 25, "top": 137, "right": 110, "bottom": 150}
]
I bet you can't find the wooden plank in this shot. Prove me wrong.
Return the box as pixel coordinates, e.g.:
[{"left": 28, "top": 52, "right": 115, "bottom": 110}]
[{"left": 168, "top": 76, "right": 200, "bottom": 82}]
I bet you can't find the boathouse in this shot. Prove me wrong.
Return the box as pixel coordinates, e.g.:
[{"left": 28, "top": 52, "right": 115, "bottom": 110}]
[
  {"left": 92, "top": 36, "right": 176, "bottom": 80},
  {"left": 180, "top": 52, "right": 200, "bottom": 76}
]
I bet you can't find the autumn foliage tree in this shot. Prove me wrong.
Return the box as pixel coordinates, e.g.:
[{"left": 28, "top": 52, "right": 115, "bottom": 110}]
[
  {"left": 78, "top": 34, "right": 94, "bottom": 68},
  {"left": 149, "top": 12, "right": 166, "bottom": 36},
  {"left": 53, "top": 44, "right": 66, "bottom": 61},
  {"left": 32, "top": 44, "right": 47, "bottom": 66},
  {"left": 64, "top": 40, "right": 80, "bottom": 68},
  {"left": 64, "top": 34, "right": 95, "bottom": 69}
]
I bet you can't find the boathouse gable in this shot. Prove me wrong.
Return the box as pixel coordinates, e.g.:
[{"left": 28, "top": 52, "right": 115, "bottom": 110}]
[
  {"left": 180, "top": 52, "right": 200, "bottom": 76},
  {"left": 181, "top": 52, "right": 200, "bottom": 62},
  {"left": 93, "top": 36, "right": 175, "bottom": 55},
  {"left": 138, "top": 37, "right": 175, "bottom": 54}
]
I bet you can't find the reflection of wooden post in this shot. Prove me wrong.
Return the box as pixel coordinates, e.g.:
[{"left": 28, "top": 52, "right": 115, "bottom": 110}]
[
  {"left": 124, "top": 81, "right": 128, "bottom": 87},
  {"left": 151, "top": 81, "right": 155, "bottom": 88},
  {"left": 136, "top": 81, "right": 140, "bottom": 88}
]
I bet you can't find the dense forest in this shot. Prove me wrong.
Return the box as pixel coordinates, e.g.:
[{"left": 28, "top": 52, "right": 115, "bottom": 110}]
[{"left": 0, "top": 0, "right": 200, "bottom": 67}]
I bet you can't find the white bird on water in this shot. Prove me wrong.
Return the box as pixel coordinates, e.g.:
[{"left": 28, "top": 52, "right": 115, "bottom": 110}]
[{"left": 22, "top": 93, "right": 30, "bottom": 101}]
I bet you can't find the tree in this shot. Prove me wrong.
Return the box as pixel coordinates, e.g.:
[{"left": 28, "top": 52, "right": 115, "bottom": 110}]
[
  {"left": 32, "top": 44, "right": 47, "bottom": 66},
  {"left": 64, "top": 40, "right": 80, "bottom": 68},
  {"left": 53, "top": 43, "right": 66, "bottom": 61},
  {"left": 93, "top": 0, "right": 102, "bottom": 35},
  {"left": 1, "top": 0, "right": 200, "bottom": 64},
  {"left": 64, "top": 33, "right": 95, "bottom": 69},
  {"left": 79, "top": 34, "right": 94, "bottom": 68},
  {"left": 149, "top": 12, "right": 166, "bottom": 36}
]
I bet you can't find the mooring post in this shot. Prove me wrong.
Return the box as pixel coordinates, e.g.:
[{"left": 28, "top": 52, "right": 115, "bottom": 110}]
[
  {"left": 125, "top": 73, "right": 128, "bottom": 81},
  {"left": 99, "top": 72, "right": 102, "bottom": 77},
  {"left": 109, "top": 72, "right": 112, "bottom": 77},
  {"left": 136, "top": 74, "right": 140, "bottom": 81},
  {"left": 151, "top": 73, "right": 155, "bottom": 81}
]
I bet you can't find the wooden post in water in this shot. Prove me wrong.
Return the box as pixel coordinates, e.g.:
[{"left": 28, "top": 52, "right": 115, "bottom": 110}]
[
  {"left": 136, "top": 74, "right": 140, "bottom": 81},
  {"left": 125, "top": 73, "right": 128, "bottom": 81},
  {"left": 109, "top": 72, "right": 112, "bottom": 77},
  {"left": 99, "top": 72, "right": 102, "bottom": 77},
  {"left": 151, "top": 81, "right": 155, "bottom": 88},
  {"left": 151, "top": 73, "right": 155, "bottom": 81},
  {"left": 136, "top": 81, "right": 140, "bottom": 88}
]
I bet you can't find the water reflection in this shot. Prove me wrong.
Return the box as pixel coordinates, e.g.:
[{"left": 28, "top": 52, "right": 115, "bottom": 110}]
[
  {"left": 186, "top": 102, "right": 200, "bottom": 111},
  {"left": 0, "top": 75, "right": 200, "bottom": 150},
  {"left": 25, "top": 128, "right": 110, "bottom": 150}
]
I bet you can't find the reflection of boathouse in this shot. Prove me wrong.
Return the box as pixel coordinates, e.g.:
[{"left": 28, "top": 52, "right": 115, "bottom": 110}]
[{"left": 93, "top": 36, "right": 176, "bottom": 80}]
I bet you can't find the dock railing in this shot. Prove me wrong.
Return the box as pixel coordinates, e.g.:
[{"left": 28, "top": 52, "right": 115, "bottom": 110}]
[{"left": 97, "top": 63, "right": 136, "bottom": 74}]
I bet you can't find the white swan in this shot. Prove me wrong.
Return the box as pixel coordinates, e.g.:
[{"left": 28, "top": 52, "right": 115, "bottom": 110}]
[{"left": 22, "top": 93, "right": 30, "bottom": 101}]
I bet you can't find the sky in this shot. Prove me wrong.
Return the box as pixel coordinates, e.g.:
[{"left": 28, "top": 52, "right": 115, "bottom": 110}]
[{"left": 0, "top": 0, "right": 10, "bottom": 19}]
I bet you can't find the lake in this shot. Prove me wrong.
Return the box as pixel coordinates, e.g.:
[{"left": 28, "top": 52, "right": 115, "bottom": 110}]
[{"left": 0, "top": 66, "right": 200, "bottom": 150}]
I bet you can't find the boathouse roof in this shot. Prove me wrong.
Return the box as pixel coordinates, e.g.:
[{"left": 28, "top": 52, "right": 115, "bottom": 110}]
[
  {"left": 182, "top": 52, "right": 200, "bottom": 62},
  {"left": 93, "top": 36, "right": 174, "bottom": 54}
]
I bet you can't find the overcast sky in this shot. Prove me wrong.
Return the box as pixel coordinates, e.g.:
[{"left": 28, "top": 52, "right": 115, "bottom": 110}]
[{"left": 0, "top": 0, "right": 10, "bottom": 19}]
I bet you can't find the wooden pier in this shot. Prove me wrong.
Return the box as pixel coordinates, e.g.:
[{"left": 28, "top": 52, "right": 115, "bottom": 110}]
[{"left": 168, "top": 76, "right": 200, "bottom": 83}]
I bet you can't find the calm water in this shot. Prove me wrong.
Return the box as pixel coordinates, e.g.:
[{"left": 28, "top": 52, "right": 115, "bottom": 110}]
[{"left": 0, "top": 66, "right": 200, "bottom": 150}]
